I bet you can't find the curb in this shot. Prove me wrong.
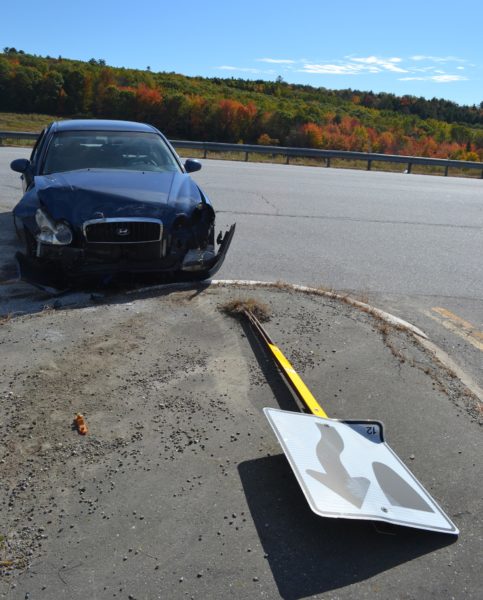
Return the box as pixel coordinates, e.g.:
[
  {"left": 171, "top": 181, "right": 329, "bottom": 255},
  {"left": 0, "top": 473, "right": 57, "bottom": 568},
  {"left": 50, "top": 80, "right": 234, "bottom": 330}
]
[
  {"left": 417, "top": 337, "right": 483, "bottom": 404},
  {"left": 127, "top": 278, "right": 428, "bottom": 339},
  {"left": 215, "top": 279, "right": 429, "bottom": 339}
]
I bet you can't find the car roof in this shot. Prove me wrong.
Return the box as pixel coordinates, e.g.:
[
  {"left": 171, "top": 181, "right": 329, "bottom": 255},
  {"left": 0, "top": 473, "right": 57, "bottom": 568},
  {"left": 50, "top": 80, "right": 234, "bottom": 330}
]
[{"left": 51, "top": 120, "right": 159, "bottom": 133}]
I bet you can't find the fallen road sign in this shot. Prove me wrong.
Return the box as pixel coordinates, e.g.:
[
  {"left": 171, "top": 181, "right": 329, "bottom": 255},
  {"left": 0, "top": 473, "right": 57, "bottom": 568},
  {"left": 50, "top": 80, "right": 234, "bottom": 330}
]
[
  {"left": 265, "top": 408, "right": 459, "bottom": 534},
  {"left": 239, "top": 307, "right": 458, "bottom": 535}
]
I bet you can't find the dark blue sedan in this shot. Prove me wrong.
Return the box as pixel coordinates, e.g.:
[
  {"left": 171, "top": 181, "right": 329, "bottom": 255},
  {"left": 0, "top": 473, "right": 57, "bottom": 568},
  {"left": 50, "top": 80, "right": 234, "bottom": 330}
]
[{"left": 10, "top": 119, "right": 235, "bottom": 289}]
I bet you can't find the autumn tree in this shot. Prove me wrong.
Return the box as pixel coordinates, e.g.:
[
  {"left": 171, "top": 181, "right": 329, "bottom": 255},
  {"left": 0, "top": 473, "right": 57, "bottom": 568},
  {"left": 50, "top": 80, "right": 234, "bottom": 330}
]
[{"left": 0, "top": 49, "right": 481, "bottom": 162}]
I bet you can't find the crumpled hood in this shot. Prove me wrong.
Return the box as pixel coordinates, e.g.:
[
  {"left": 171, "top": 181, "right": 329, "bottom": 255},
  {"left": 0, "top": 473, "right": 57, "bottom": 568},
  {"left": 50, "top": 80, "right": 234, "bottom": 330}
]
[{"left": 34, "top": 169, "right": 203, "bottom": 227}]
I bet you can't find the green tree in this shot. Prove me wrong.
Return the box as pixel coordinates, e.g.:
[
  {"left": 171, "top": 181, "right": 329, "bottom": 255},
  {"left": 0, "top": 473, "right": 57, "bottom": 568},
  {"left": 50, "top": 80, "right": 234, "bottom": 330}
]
[
  {"left": 12, "top": 66, "right": 42, "bottom": 111},
  {"left": 63, "top": 69, "right": 87, "bottom": 114},
  {"left": 0, "top": 57, "right": 13, "bottom": 110},
  {"left": 36, "top": 71, "right": 64, "bottom": 113}
]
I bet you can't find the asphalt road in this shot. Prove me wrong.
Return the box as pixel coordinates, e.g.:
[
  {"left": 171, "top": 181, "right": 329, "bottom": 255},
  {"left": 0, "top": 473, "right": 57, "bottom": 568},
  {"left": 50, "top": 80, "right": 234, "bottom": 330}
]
[{"left": 1, "top": 148, "right": 482, "bottom": 389}]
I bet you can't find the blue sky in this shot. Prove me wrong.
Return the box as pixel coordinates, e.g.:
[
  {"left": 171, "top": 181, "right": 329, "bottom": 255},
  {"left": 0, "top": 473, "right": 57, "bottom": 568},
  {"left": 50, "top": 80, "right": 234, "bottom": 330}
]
[{"left": 2, "top": 0, "right": 482, "bottom": 106}]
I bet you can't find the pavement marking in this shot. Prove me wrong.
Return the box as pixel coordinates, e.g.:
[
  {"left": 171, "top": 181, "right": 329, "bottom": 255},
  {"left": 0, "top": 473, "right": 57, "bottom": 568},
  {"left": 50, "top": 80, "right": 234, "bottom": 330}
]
[{"left": 426, "top": 307, "right": 483, "bottom": 352}]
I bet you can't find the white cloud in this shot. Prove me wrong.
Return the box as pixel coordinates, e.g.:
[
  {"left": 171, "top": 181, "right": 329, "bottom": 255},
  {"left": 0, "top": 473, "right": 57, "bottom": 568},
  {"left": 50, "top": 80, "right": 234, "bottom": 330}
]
[
  {"left": 412, "top": 66, "right": 438, "bottom": 73},
  {"left": 300, "top": 63, "right": 367, "bottom": 75},
  {"left": 215, "top": 65, "right": 265, "bottom": 74},
  {"left": 299, "top": 56, "right": 408, "bottom": 76},
  {"left": 410, "top": 55, "right": 466, "bottom": 63},
  {"left": 432, "top": 74, "right": 467, "bottom": 82},
  {"left": 256, "top": 58, "right": 296, "bottom": 64},
  {"left": 399, "top": 74, "right": 468, "bottom": 83},
  {"left": 350, "top": 56, "right": 408, "bottom": 73}
]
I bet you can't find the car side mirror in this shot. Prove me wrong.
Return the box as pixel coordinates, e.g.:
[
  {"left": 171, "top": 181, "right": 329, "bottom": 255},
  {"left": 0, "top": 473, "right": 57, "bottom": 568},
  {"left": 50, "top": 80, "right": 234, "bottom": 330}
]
[
  {"left": 184, "top": 159, "right": 202, "bottom": 173},
  {"left": 10, "top": 158, "right": 31, "bottom": 173}
]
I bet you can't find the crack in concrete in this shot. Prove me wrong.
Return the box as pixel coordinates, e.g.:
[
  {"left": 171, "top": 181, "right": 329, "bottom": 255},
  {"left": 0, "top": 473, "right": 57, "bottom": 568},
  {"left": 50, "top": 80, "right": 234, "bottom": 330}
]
[{"left": 259, "top": 194, "right": 279, "bottom": 215}]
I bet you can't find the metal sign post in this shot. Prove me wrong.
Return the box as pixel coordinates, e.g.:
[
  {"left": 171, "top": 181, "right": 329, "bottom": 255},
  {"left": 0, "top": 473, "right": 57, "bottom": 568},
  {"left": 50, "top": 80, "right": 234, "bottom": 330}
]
[{"left": 243, "top": 309, "right": 458, "bottom": 535}]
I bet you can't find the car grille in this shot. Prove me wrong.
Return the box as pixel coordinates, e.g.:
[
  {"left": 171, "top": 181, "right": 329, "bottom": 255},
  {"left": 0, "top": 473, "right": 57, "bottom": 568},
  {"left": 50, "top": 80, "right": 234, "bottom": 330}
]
[{"left": 83, "top": 219, "right": 162, "bottom": 244}]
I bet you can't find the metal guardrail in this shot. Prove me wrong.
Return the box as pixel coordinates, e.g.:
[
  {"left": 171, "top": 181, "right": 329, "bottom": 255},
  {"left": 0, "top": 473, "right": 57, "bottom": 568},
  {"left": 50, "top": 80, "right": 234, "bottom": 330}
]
[
  {"left": 1, "top": 130, "right": 482, "bottom": 178},
  {"left": 0, "top": 131, "right": 39, "bottom": 141}
]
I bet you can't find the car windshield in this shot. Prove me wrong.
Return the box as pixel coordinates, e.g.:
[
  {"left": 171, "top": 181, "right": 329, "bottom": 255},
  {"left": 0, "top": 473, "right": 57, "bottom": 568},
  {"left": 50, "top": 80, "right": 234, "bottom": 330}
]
[{"left": 42, "top": 131, "right": 181, "bottom": 174}]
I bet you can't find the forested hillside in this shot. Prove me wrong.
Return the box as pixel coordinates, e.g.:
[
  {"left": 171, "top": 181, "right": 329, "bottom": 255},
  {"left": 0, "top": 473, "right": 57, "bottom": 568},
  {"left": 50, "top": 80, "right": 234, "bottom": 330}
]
[{"left": 1, "top": 48, "right": 482, "bottom": 160}]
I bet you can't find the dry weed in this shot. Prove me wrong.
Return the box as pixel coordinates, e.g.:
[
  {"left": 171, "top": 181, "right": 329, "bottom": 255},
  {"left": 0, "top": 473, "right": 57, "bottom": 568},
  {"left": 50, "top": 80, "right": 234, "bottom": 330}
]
[{"left": 220, "top": 297, "right": 271, "bottom": 322}]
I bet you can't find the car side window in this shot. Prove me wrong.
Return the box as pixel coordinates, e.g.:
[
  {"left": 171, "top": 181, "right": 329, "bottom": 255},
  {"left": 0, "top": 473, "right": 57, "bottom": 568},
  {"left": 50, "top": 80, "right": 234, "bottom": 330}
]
[{"left": 30, "top": 129, "right": 46, "bottom": 170}]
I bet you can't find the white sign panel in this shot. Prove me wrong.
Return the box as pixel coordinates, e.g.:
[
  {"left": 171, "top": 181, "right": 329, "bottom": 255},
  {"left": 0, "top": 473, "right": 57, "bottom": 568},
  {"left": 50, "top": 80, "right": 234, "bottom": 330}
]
[{"left": 264, "top": 408, "right": 458, "bottom": 535}]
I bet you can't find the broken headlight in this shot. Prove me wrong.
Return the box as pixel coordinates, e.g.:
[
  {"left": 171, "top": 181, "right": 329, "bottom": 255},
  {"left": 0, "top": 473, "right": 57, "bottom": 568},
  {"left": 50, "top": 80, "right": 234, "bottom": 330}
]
[{"left": 35, "top": 208, "right": 73, "bottom": 245}]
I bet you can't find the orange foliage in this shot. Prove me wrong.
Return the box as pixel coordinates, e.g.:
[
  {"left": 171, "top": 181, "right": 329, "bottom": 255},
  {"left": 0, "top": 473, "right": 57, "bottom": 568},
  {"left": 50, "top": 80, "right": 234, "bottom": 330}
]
[
  {"left": 293, "top": 120, "right": 479, "bottom": 160},
  {"left": 216, "top": 99, "right": 258, "bottom": 141},
  {"left": 378, "top": 131, "right": 395, "bottom": 153},
  {"left": 118, "top": 85, "right": 137, "bottom": 93},
  {"left": 300, "top": 123, "right": 324, "bottom": 148},
  {"left": 136, "top": 83, "right": 162, "bottom": 105},
  {"left": 257, "top": 133, "right": 273, "bottom": 145}
]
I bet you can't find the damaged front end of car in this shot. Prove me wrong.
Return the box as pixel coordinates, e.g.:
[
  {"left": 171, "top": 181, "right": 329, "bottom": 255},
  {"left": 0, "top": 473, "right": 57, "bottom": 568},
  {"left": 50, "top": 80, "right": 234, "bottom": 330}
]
[{"left": 16, "top": 196, "right": 235, "bottom": 291}]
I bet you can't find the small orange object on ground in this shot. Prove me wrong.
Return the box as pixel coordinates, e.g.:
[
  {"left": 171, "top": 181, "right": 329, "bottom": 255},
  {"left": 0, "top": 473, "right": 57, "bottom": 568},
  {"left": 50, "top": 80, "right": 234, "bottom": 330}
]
[{"left": 74, "top": 413, "right": 88, "bottom": 435}]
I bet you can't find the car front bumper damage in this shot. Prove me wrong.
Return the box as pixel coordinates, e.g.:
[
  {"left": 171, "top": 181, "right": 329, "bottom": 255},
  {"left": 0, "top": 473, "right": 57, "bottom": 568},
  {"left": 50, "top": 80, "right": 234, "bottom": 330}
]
[{"left": 16, "top": 224, "right": 236, "bottom": 291}]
